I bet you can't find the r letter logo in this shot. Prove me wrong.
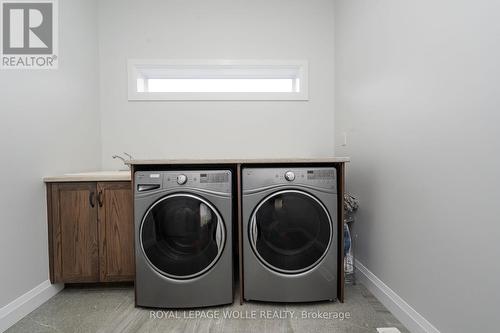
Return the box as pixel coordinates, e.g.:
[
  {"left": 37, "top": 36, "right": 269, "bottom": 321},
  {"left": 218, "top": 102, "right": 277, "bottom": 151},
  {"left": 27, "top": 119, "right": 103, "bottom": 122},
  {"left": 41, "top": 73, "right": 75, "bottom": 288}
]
[{"left": 1, "top": 0, "right": 58, "bottom": 69}]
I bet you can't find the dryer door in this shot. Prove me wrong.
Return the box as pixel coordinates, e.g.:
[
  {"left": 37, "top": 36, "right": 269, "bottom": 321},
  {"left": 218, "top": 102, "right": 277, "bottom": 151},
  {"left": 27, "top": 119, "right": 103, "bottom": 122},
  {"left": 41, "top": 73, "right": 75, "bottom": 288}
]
[
  {"left": 140, "top": 194, "right": 225, "bottom": 279},
  {"left": 249, "top": 190, "right": 332, "bottom": 274}
]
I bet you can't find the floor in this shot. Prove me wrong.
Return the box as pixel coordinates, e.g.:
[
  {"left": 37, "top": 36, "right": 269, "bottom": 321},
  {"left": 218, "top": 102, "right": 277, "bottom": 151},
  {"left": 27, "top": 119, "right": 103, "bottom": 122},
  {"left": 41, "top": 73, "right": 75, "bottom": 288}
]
[{"left": 7, "top": 283, "right": 408, "bottom": 333}]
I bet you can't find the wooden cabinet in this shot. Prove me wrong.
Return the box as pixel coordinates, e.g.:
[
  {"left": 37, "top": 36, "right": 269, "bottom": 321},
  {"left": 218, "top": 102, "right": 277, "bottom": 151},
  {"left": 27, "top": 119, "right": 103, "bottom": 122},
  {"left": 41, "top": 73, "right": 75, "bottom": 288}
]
[
  {"left": 97, "top": 182, "right": 134, "bottom": 282},
  {"left": 47, "top": 181, "right": 134, "bottom": 283},
  {"left": 49, "top": 183, "right": 99, "bottom": 283}
]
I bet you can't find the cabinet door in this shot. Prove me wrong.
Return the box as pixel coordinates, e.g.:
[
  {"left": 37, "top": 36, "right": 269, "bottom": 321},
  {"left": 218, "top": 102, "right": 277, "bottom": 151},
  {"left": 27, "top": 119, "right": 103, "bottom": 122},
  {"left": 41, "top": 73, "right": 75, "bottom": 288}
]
[
  {"left": 50, "top": 183, "right": 99, "bottom": 283},
  {"left": 97, "top": 182, "right": 134, "bottom": 282}
]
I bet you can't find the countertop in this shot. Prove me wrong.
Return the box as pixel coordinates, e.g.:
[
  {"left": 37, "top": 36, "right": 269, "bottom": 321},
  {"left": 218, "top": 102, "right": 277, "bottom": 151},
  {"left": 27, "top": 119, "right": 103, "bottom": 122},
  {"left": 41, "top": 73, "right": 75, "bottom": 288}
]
[
  {"left": 43, "top": 171, "right": 131, "bottom": 183},
  {"left": 126, "top": 157, "right": 350, "bottom": 165},
  {"left": 44, "top": 158, "right": 349, "bottom": 182}
]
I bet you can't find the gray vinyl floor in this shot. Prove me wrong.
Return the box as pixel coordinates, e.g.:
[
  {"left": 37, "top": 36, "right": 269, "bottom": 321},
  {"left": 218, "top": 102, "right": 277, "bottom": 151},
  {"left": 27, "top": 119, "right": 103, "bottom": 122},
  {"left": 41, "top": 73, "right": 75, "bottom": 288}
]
[{"left": 6, "top": 283, "right": 409, "bottom": 333}]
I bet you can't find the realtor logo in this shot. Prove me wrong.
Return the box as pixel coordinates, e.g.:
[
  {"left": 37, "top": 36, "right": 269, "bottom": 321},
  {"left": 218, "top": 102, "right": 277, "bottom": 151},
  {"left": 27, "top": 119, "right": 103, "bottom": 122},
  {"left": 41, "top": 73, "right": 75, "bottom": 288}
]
[{"left": 1, "top": 0, "right": 58, "bottom": 69}]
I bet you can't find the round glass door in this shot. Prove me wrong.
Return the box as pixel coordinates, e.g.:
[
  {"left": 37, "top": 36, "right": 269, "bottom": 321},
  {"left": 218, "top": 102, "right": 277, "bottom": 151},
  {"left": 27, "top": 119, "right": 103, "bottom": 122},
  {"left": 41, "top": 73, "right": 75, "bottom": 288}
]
[
  {"left": 249, "top": 190, "right": 332, "bottom": 274},
  {"left": 140, "top": 194, "right": 225, "bottom": 279}
]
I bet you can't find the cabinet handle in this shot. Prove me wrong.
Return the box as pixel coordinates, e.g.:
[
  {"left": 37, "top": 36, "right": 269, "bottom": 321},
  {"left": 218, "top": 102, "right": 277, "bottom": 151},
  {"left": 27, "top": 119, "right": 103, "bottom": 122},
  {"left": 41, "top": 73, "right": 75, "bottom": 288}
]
[
  {"left": 97, "top": 191, "right": 103, "bottom": 207},
  {"left": 89, "top": 191, "right": 95, "bottom": 208}
]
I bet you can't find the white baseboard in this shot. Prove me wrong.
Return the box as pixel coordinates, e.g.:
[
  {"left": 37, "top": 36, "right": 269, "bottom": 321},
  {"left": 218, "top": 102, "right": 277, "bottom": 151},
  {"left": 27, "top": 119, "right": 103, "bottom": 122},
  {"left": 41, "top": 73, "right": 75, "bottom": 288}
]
[
  {"left": 0, "top": 280, "right": 63, "bottom": 332},
  {"left": 355, "top": 260, "right": 440, "bottom": 333}
]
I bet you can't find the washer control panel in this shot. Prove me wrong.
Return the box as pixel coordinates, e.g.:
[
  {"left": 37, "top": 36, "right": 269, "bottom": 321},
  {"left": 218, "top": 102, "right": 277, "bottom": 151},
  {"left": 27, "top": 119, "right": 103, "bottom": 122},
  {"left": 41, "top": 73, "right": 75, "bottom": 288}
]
[
  {"left": 243, "top": 167, "right": 336, "bottom": 192},
  {"left": 135, "top": 170, "right": 232, "bottom": 194}
]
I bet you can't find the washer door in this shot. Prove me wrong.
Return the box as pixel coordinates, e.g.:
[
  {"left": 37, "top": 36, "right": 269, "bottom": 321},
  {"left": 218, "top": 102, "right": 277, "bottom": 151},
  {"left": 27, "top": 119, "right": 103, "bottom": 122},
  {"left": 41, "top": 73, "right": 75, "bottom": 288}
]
[
  {"left": 140, "top": 194, "right": 225, "bottom": 279},
  {"left": 249, "top": 190, "right": 332, "bottom": 274}
]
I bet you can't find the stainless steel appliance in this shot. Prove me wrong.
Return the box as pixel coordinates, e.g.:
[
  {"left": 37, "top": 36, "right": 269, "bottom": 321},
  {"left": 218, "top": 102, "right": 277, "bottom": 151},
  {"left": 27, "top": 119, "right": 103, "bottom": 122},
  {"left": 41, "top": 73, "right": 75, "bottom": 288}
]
[
  {"left": 134, "top": 170, "right": 233, "bottom": 308},
  {"left": 242, "top": 167, "right": 337, "bottom": 302}
]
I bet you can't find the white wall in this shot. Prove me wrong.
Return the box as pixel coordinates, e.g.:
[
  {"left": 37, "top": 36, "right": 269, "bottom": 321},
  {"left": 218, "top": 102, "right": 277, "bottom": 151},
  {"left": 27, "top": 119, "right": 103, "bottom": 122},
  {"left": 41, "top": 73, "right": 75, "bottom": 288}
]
[
  {"left": 0, "top": 0, "right": 101, "bottom": 310},
  {"left": 98, "top": 0, "right": 336, "bottom": 169},
  {"left": 335, "top": 1, "right": 500, "bottom": 332}
]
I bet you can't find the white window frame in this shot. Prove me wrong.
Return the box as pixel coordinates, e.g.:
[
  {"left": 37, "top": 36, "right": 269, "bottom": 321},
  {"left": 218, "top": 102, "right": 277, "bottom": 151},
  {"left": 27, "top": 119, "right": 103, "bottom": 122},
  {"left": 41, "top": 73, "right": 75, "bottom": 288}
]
[{"left": 127, "top": 59, "right": 309, "bottom": 101}]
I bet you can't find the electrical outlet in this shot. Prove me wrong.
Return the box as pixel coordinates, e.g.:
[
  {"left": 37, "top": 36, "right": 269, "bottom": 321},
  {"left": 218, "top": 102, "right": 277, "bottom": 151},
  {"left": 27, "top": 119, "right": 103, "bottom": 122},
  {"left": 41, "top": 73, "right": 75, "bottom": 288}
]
[{"left": 342, "top": 132, "right": 348, "bottom": 146}]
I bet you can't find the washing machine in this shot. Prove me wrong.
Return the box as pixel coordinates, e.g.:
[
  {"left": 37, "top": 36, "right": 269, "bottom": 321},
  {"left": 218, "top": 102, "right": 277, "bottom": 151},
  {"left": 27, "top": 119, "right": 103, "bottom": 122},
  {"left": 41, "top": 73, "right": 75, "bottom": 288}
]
[
  {"left": 134, "top": 170, "right": 233, "bottom": 308},
  {"left": 242, "top": 167, "right": 337, "bottom": 302}
]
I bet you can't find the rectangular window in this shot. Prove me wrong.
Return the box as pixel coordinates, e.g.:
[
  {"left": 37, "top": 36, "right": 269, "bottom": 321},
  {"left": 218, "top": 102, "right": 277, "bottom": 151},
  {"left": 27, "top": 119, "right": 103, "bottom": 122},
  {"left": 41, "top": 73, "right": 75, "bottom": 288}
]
[{"left": 128, "top": 60, "right": 308, "bottom": 101}]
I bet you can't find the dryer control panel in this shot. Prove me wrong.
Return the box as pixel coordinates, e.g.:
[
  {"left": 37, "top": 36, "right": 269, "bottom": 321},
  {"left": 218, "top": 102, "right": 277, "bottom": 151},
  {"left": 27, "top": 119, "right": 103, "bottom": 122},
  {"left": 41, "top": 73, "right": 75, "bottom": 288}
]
[
  {"left": 242, "top": 167, "right": 337, "bottom": 193},
  {"left": 135, "top": 170, "right": 232, "bottom": 194}
]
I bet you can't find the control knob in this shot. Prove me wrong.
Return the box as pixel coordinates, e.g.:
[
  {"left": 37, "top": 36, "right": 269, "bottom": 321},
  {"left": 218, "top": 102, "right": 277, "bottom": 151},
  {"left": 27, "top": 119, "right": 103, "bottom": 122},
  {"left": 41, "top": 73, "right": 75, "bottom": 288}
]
[
  {"left": 177, "top": 174, "right": 187, "bottom": 185},
  {"left": 284, "top": 171, "right": 295, "bottom": 181}
]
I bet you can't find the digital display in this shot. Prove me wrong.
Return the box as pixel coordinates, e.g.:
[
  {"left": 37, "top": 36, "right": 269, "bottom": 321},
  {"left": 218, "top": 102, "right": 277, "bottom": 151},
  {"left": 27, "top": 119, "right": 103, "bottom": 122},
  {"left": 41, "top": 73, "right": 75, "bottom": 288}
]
[
  {"left": 307, "top": 169, "right": 335, "bottom": 180},
  {"left": 200, "top": 173, "right": 229, "bottom": 183}
]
